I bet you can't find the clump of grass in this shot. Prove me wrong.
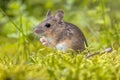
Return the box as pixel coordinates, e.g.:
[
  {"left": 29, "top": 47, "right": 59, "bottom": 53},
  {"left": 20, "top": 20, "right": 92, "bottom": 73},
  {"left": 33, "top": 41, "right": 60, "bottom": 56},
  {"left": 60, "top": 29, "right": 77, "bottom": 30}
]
[
  {"left": 0, "top": 48, "right": 120, "bottom": 80},
  {"left": 0, "top": 8, "right": 31, "bottom": 62}
]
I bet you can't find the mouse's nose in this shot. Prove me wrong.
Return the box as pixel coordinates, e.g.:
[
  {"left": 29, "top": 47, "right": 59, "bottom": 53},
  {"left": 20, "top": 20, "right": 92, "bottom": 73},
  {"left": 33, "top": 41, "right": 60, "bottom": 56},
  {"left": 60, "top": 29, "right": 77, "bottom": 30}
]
[{"left": 34, "top": 28, "right": 40, "bottom": 34}]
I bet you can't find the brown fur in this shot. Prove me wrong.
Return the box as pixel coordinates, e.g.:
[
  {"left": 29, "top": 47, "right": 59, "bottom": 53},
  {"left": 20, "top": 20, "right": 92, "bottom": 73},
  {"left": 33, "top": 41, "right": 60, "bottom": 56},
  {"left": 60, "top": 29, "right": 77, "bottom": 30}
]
[{"left": 34, "top": 10, "right": 88, "bottom": 52}]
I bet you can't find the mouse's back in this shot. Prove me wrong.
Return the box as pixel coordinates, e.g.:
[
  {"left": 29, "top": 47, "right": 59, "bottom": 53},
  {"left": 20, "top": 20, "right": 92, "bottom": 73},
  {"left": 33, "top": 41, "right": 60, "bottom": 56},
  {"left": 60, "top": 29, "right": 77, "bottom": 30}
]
[{"left": 61, "top": 22, "right": 88, "bottom": 52}]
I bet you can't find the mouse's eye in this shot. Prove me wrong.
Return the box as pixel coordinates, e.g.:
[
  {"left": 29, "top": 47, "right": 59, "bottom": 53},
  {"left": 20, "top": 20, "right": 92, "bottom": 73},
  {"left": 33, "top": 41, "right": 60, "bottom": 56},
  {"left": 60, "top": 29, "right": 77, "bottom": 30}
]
[{"left": 45, "top": 23, "right": 51, "bottom": 28}]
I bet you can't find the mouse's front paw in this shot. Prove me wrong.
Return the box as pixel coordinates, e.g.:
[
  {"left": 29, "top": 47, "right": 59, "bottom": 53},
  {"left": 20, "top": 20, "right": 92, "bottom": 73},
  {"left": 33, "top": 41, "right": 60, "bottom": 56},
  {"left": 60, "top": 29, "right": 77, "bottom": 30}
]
[{"left": 40, "top": 37, "right": 49, "bottom": 46}]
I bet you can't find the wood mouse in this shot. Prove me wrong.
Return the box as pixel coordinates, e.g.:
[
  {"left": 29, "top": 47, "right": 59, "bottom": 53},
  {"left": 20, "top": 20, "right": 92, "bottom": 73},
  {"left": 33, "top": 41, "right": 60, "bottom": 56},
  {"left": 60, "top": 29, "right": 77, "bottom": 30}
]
[{"left": 34, "top": 10, "right": 88, "bottom": 52}]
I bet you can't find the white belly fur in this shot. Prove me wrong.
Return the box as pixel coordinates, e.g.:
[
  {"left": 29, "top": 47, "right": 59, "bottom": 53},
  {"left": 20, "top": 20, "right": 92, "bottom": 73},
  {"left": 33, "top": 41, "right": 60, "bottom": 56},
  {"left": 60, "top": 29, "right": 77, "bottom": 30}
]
[
  {"left": 56, "top": 42, "right": 68, "bottom": 52},
  {"left": 45, "top": 36, "right": 68, "bottom": 52}
]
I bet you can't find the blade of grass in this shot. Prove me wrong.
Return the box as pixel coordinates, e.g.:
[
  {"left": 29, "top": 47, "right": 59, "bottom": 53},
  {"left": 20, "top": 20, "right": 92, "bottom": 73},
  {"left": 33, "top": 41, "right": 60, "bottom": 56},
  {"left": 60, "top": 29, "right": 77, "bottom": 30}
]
[
  {"left": 100, "top": 0, "right": 106, "bottom": 28},
  {"left": 0, "top": 8, "right": 30, "bottom": 61},
  {"left": 0, "top": 8, "right": 22, "bottom": 32},
  {"left": 19, "top": 11, "right": 30, "bottom": 61}
]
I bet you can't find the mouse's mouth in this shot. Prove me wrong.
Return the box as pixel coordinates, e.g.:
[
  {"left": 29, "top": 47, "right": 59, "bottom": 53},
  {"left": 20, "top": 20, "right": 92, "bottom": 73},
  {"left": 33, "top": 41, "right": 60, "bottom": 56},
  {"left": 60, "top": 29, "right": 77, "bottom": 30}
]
[
  {"left": 34, "top": 28, "right": 43, "bottom": 33},
  {"left": 34, "top": 28, "right": 45, "bottom": 35},
  {"left": 34, "top": 30, "right": 46, "bottom": 39},
  {"left": 34, "top": 33, "right": 46, "bottom": 40},
  {"left": 34, "top": 32, "right": 45, "bottom": 37}
]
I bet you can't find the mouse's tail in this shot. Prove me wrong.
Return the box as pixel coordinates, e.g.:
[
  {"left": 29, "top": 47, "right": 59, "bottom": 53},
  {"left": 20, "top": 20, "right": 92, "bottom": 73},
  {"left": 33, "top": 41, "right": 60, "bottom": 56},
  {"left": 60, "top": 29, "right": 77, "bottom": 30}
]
[{"left": 86, "top": 47, "right": 112, "bottom": 59}]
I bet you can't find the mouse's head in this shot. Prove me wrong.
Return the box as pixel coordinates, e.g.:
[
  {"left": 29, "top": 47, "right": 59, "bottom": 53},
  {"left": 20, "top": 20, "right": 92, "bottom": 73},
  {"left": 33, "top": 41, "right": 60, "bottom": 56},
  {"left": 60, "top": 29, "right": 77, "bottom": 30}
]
[{"left": 34, "top": 10, "right": 65, "bottom": 37}]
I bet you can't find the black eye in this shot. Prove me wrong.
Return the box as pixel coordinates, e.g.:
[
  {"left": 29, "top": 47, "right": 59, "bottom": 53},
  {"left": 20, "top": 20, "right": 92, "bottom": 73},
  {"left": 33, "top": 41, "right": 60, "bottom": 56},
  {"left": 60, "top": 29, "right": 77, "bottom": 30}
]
[{"left": 45, "top": 23, "right": 51, "bottom": 28}]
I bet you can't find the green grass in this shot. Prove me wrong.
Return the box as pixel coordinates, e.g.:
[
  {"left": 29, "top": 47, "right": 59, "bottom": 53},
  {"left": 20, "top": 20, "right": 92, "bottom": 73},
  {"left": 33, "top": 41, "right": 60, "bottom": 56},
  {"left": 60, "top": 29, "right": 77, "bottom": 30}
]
[
  {"left": 0, "top": 40, "right": 120, "bottom": 80},
  {"left": 0, "top": 34, "right": 120, "bottom": 80}
]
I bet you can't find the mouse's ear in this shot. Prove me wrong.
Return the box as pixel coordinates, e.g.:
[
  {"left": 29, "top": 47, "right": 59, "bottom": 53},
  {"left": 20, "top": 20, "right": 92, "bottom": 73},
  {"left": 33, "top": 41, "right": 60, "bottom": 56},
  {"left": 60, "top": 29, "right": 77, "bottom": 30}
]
[
  {"left": 54, "top": 10, "right": 64, "bottom": 22},
  {"left": 46, "top": 10, "right": 52, "bottom": 18}
]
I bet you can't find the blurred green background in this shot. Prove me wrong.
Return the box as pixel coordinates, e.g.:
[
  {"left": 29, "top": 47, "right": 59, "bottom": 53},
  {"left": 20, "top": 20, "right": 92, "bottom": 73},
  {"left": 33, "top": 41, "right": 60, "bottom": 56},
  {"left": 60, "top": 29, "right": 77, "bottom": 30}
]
[
  {"left": 0, "top": 0, "right": 120, "bottom": 80},
  {"left": 0, "top": 0, "right": 120, "bottom": 50}
]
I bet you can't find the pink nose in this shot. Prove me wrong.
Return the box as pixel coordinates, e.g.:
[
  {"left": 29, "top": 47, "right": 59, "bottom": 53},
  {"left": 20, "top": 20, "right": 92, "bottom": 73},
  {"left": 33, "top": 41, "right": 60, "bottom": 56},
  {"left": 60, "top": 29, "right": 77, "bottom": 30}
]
[{"left": 34, "top": 28, "right": 40, "bottom": 33}]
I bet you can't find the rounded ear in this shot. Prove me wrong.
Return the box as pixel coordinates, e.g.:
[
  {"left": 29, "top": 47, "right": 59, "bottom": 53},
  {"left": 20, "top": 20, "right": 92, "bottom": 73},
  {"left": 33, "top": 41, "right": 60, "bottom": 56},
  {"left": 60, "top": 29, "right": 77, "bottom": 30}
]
[
  {"left": 46, "top": 10, "right": 52, "bottom": 18},
  {"left": 54, "top": 10, "right": 64, "bottom": 22}
]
